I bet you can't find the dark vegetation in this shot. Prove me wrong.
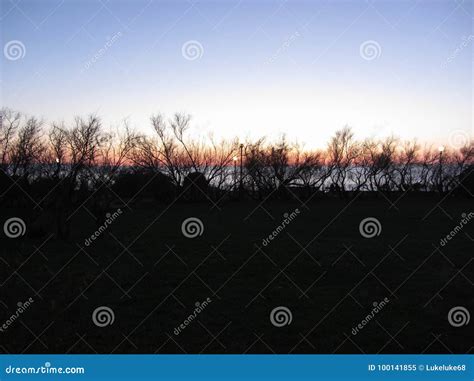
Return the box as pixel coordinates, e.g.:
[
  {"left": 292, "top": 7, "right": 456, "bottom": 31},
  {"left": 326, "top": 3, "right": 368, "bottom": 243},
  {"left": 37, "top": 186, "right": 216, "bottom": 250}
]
[
  {"left": 1, "top": 108, "right": 472, "bottom": 241},
  {"left": 0, "top": 108, "right": 472, "bottom": 354}
]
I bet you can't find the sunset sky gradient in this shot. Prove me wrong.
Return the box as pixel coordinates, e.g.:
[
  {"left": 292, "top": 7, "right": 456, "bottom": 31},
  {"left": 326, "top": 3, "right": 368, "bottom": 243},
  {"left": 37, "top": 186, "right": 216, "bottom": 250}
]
[{"left": 1, "top": 0, "right": 472, "bottom": 148}]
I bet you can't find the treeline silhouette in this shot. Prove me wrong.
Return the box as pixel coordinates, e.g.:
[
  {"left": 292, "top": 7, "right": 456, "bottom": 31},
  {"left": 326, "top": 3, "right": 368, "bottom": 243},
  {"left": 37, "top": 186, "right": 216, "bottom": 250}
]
[{"left": 1, "top": 108, "right": 472, "bottom": 239}]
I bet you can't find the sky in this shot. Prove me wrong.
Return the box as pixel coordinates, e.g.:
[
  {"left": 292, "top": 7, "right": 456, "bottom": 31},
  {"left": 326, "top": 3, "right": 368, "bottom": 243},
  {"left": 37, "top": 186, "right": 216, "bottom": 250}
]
[{"left": 1, "top": 0, "right": 473, "bottom": 149}]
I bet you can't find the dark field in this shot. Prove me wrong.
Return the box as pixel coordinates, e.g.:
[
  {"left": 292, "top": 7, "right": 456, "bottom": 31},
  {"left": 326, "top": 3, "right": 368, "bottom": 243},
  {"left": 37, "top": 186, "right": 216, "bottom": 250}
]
[{"left": 1, "top": 195, "right": 473, "bottom": 354}]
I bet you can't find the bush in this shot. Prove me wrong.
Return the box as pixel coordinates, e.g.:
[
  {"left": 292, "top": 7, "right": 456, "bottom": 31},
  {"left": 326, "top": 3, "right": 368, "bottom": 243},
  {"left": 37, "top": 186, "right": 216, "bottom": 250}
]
[
  {"left": 182, "top": 172, "right": 209, "bottom": 201},
  {"left": 112, "top": 171, "right": 176, "bottom": 202}
]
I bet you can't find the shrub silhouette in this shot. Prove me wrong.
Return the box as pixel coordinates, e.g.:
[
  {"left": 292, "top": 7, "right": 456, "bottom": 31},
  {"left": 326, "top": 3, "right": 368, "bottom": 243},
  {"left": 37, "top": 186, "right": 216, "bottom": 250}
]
[
  {"left": 113, "top": 171, "right": 176, "bottom": 202},
  {"left": 182, "top": 172, "right": 208, "bottom": 201}
]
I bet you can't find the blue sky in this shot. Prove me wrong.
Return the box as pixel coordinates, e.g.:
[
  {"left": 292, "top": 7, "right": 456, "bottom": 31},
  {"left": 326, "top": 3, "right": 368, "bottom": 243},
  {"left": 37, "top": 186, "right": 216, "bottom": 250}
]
[{"left": 1, "top": 0, "right": 472, "bottom": 148}]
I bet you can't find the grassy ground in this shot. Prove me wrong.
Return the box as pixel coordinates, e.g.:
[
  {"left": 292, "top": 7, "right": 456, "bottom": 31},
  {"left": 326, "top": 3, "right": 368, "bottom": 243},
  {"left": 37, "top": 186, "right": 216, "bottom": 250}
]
[{"left": 0, "top": 194, "right": 473, "bottom": 354}]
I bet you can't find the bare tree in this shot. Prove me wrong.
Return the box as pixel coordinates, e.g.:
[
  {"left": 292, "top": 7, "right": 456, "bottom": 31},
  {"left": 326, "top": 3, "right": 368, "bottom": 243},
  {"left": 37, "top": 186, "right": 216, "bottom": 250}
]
[
  {"left": 46, "top": 115, "right": 103, "bottom": 238},
  {"left": 0, "top": 107, "right": 21, "bottom": 170},
  {"left": 10, "top": 116, "right": 44, "bottom": 180},
  {"left": 395, "top": 140, "right": 420, "bottom": 191},
  {"left": 327, "top": 127, "right": 359, "bottom": 194}
]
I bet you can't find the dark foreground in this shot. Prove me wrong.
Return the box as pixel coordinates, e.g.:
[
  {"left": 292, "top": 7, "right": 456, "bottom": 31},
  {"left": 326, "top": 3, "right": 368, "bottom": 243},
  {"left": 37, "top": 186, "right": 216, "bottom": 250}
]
[{"left": 1, "top": 195, "right": 473, "bottom": 354}]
